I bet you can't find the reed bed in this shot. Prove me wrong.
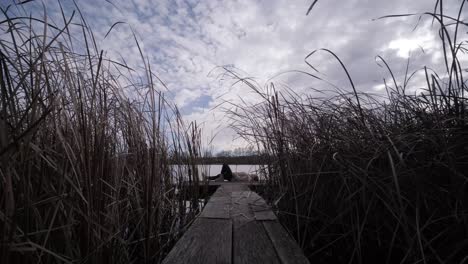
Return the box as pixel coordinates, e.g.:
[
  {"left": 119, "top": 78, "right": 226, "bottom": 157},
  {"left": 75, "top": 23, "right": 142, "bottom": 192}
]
[
  {"left": 0, "top": 3, "right": 202, "bottom": 263},
  {"left": 227, "top": 1, "right": 468, "bottom": 263}
]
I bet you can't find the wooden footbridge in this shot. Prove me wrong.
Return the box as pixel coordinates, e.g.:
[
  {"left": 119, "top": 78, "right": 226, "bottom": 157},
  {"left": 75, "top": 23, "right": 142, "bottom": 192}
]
[{"left": 163, "top": 182, "right": 309, "bottom": 264}]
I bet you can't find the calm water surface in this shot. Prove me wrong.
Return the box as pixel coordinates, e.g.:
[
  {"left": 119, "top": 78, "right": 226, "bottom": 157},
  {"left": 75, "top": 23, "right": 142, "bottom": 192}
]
[
  {"left": 171, "top": 164, "right": 266, "bottom": 180},
  {"left": 199, "top": 164, "right": 263, "bottom": 177}
]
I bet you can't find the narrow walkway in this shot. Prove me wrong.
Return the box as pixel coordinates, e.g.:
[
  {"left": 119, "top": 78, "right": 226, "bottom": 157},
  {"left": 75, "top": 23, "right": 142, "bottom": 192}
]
[{"left": 163, "top": 183, "right": 309, "bottom": 264}]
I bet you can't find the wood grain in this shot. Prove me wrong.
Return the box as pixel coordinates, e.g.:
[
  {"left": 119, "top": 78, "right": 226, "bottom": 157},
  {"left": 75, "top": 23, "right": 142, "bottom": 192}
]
[
  {"left": 248, "top": 192, "right": 277, "bottom": 220},
  {"left": 162, "top": 218, "right": 232, "bottom": 264},
  {"left": 163, "top": 183, "right": 308, "bottom": 264},
  {"left": 200, "top": 196, "right": 231, "bottom": 219},
  {"left": 231, "top": 191, "right": 280, "bottom": 264},
  {"left": 263, "top": 221, "right": 310, "bottom": 264}
]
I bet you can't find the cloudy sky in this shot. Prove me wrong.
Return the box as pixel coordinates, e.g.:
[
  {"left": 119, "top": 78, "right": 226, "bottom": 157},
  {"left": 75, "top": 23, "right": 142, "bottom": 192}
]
[{"left": 3, "top": 0, "right": 467, "bottom": 152}]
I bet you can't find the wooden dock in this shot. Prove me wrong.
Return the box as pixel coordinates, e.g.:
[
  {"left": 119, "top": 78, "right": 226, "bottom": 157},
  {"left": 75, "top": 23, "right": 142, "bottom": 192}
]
[
  {"left": 163, "top": 183, "right": 309, "bottom": 264},
  {"left": 177, "top": 181, "right": 264, "bottom": 198}
]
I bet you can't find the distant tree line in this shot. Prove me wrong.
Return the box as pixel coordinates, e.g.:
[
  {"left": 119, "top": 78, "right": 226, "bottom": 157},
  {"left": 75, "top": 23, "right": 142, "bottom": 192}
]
[
  {"left": 195, "top": 154, "right": 271, "bottom": 165},
  {"left": 214, "top": 146, "right": 258, "bottom": 157},
  {"left": 169, "top": 146, "right": 271, "bottom": 164}
]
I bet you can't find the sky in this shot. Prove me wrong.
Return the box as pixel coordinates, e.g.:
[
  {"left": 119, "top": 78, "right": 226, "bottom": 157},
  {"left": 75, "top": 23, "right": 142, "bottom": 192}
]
[{"left": 2, "top": 0, "right": 467, "bottom": 153}]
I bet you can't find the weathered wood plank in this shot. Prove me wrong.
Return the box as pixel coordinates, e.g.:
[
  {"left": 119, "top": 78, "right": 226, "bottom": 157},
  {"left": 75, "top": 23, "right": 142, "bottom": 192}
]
[
  {"left": 163, "top": 184, "right": 308, "bottom": 264},
  {"left": 248, "top": 192, "right": 277, "bottom": 220},
  {"left": 200, "top": 196, "right": 231, "bottom": 219},
  {"left": 234, "top": 221, "right": 281, "bottom": 264},
  {"left": 231, "top": 191, "right": 255, "bottom": 223},
  {"left": 222, "top": 184, "right": 250, "bottom": 193},
  {"left": 231, "top": 191, "right": 280, "bottom": 264},
  {"left": 253, "top": 206, "right": 277, "bottom": 220},
  {"left": 263, "top": 221, "right": 310, "bottom": 264},
  {"left": 162, "top": 218, "right": 232, "bottom": 264},
  {"left": 231, "top": 191, "right": 276, "bottom": 220},
  {"left": 200, "top": 184, "right": 248, "bottom": 218},
  {"left": 212, "top": 184, "right": 243, "bottom": 197}
]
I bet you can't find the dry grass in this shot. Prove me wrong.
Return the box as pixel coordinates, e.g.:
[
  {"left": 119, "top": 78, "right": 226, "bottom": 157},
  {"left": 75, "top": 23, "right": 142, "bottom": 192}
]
[
  {"left": 226, "top": 1, "right": 468, "bottom": 263},
  {"left": 0, "top": 2, "right": 202, "bottom": 263}
]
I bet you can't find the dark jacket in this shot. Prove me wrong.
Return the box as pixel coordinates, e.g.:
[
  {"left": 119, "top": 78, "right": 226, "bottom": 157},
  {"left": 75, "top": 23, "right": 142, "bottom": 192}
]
[{"left": 221, "top": 164, "right": 233, "bottom": 181}]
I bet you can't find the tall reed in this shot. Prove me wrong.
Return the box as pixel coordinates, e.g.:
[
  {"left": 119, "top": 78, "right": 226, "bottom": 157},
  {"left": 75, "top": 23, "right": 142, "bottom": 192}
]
[
  {"left": 0, "top": 2, "right": 201, "bottom": 263},
  {"left": 226, "top": 1, "right": 468, "bottom": 263}
]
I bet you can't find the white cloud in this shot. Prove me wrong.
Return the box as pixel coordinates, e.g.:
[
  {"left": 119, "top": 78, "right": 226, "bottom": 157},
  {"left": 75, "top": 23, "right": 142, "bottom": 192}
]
[
  {"left": 372, "top": 84, "right": 386, "bottom": 91},
  {"left": 4, "top": 0, "right": 465, "bottom": 153},
  {"left": 384, "top": 20, "right": 438, "bottom": 58}
]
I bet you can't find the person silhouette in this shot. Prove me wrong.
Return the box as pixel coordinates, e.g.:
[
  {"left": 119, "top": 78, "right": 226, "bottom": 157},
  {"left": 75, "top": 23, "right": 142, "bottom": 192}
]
[
  {"left": 220, "top": 163, "right": 233, "bottom": 181},
  {"left": 206, "top": 163, "right": 233, "bottom": 181}
]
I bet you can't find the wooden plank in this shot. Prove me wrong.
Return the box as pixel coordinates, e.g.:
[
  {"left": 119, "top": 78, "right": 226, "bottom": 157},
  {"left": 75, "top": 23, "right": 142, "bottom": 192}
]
[
  {"left": 210, "top": 185, "right": 234, "bottom": 198},
  {"left": 231, "top": 191, "right": 254, "bottom": 221},
  {"left": 231, "top": 191, "right": 280, "bottom": 264},
  {"left": 163, "top": 184, "right": 308, "bottom": 264},
  {"left": 222, "top": 184, "right": 250, "bottom": 193},
  {"left": 231, "top": 191, "right": 276, "bottom": 220},
  {"left": 162, "top": 218, "right": 232, "bottom": 264},
  {"left": 200, "top": 196, "right": 231, "bottom": 219},
  {"left": 254, "top": 209, "right": 277, "bottom": 220},
  {"left": 234, "top": 221, "right": 281, "bottom": 264},
  {"left": 208, "top": 196, "right": 230, "bottom": 203},
  {"left": 210, "top": 189, "right": 228, "bottom": 198},
  {"left": 248, "top": 192, "right": 277, "bottom": 220},
  {"left": 200, "top": 184, "right": 247, "bottom": 218},
  {"left": 263, "top": 221, "right": 310, "bottom": 264}
]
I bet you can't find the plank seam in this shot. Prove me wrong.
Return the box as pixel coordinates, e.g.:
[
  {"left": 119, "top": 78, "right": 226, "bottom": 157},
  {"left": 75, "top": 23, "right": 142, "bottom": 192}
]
[
  {"left": 262, "top": 221, "right": 285, "bottom": 264},
  {"left": 259, "top": 220, "right": 282, "bottom": 263}
]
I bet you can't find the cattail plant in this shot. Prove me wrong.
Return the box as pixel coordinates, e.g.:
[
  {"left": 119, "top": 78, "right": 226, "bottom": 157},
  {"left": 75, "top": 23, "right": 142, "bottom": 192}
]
[
  {"left": 0, "top": 2, "right": 202, "bottom": 263},
  {"left": 225, "top": 0, "right": 468, "bottom": 263}
]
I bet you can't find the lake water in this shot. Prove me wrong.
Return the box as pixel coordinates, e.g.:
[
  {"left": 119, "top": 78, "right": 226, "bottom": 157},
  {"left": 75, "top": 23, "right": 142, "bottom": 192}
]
[
  {"left": 171, "top": 164, "right": 265, "bottom": 180},
  {"left": 199, "top": 164, "right": 263, "bottom": 177}
]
